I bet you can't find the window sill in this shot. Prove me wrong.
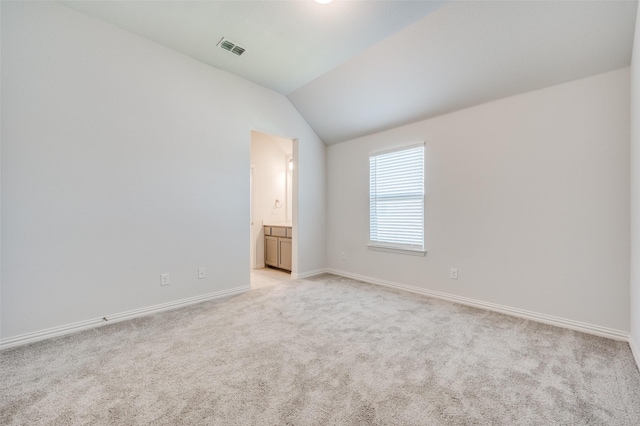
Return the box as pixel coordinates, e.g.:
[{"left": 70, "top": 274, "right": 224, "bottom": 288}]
[{"left": 367, "top": 244, "right": 427, "bottom": 256}]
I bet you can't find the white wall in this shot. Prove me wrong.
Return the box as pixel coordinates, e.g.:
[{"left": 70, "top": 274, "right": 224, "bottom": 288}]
[
  {"left": 1, "top": 2, "right": 326, "bottom": 340},
  {"left": 0, "top": 1, "right": 3, "bottom": 340},
  {"left": 251, "top": 131, "right": 291, "bottom": 268},
  {"left": 327, "top": 68, "right": 630, "bottom": 333},
  {"left": 630, "top": 4, "right": 640, "bottom": 365}
]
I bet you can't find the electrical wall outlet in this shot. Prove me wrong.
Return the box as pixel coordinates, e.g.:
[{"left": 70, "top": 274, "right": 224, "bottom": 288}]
[
  {"left": 450, "top": 268, "right": 458, "bottom": 280},
  {"left": 198, "top": 268, "right": 206, "bottom": 279},
  {"left": 161, "top": 273, "right": 170, "bottom": 286},
  {"left": 340, "top": 251, "right": 346, "bottom": 260}
]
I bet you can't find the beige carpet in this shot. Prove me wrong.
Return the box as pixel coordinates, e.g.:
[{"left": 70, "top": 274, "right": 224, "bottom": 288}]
[{"left": 2, "top": 274, "right": 639, "bottom": 425}]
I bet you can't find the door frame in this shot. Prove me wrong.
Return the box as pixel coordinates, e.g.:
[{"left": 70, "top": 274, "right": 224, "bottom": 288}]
[{"left": 249, "top": 129, "right": 298, "bottom": 275}]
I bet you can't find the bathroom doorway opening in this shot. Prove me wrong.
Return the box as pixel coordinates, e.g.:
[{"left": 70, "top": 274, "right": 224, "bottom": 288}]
[{"left": 250, "top": 130, "right": 297, "bottom": 288}]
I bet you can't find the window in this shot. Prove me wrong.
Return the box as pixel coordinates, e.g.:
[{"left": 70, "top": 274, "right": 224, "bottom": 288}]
[{"left": 369, "top": 143, "right": 425, "bottom": 255}]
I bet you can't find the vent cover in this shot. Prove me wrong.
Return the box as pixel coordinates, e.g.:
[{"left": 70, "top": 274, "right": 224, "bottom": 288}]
[{"left": 217, "top": 38, "right": 246, "bottom": 56}]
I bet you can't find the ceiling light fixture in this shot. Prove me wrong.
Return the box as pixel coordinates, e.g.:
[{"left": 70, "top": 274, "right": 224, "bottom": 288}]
[{"left": 315, "top": 0, "right": 333, "bottom": 4}]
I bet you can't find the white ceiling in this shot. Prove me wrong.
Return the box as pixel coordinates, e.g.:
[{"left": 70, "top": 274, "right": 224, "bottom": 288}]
[
  {"left": 60, "top": 0, "right": 446, "bottom": 94},
  {"left": 61, "top": 1, "right": 637, "bottom": 145},
  {"left": 289, "top": 1, "right": 638, "bottom": 144}
]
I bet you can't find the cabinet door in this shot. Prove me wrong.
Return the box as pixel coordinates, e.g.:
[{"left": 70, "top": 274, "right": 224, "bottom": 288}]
[
  {"left": 265, "top": 236, "right": 278, "bottom": 267},
  {"left": 278, "top": 238, "right": 292, "bottom": 271}
]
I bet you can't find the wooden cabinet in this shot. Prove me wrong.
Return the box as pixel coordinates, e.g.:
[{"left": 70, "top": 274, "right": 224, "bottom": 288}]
[
  {"left": 264, "top": 226, "right": 292, "bottom": 272},
  {"left": 278, "top": 238, "right": 292, "bottom": 270},
  {"left": 265, "top": 236, "right": 279, "bottom": 267}
]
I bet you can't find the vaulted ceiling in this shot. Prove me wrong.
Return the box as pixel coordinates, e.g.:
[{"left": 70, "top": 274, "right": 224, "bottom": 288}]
[{"left": 61, "top": 0, "right": 638, "bottom": 145}]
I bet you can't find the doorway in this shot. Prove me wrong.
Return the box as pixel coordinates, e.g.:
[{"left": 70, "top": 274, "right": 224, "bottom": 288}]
[{"left": 250, "top": 130, "right": 296, "bottom": 287}]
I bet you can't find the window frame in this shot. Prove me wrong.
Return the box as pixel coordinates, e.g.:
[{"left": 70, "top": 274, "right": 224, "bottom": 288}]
[{"left": 368, "top": 142, "right": 426, "bottom": 256}]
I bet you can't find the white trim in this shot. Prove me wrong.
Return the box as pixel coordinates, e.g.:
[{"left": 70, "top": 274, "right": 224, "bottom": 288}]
[
  {"left": 630, "top": 334, "right": 640, "bottom": 371},
  {"left": 0, "top": 285, "right": 250, "bottom": 351},
  {"left": 326, "top": 268, "right": 630, "bottom": 342},
  {"left": 367, "top": 244, "right": 427, "bottom": 256},
  {"left": 291, "top": 268, "right": 328, "bottom": 279},
  {"left": 250, "top": 164, "right": 256, "bottom": 269}
]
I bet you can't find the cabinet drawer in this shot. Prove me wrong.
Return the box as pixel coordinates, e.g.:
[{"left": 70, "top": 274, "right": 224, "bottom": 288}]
[
  {"left": 264, "top": 226, "right": 271, "bottom": 236},
  {"left": 271, "top": 227, "right": 287, "bottom": 237},
  {"left": 286, "top": 228, "right": 292, "bottom": 238}
]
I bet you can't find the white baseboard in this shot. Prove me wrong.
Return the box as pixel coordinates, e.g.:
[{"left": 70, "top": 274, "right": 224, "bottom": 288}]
[
  {"left": 630, "top": 334, "right": 640, "bottom": 371},
  {"left": 291, "top": 268, "right": 328, "bottom": 279},
  {"left": 0, "top": 285, "right": 250, "bottom": 351},
  {"left": 326, "top": 268, "right": 630, "bottom": 342}
]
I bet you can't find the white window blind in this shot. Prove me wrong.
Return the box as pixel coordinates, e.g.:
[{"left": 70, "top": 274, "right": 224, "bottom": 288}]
[{"left": 369, "top": 143, "right": 425, "bottom": 253}]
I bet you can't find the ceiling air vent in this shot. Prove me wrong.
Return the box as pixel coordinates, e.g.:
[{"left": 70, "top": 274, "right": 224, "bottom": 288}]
[{"left": 217, "top": 37, "right": 246, "bottom": 57}]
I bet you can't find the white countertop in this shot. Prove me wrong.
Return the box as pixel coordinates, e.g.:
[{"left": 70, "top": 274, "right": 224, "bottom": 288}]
[{"left": 263, "top": 222, "right": 292, "bottom": 228}]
